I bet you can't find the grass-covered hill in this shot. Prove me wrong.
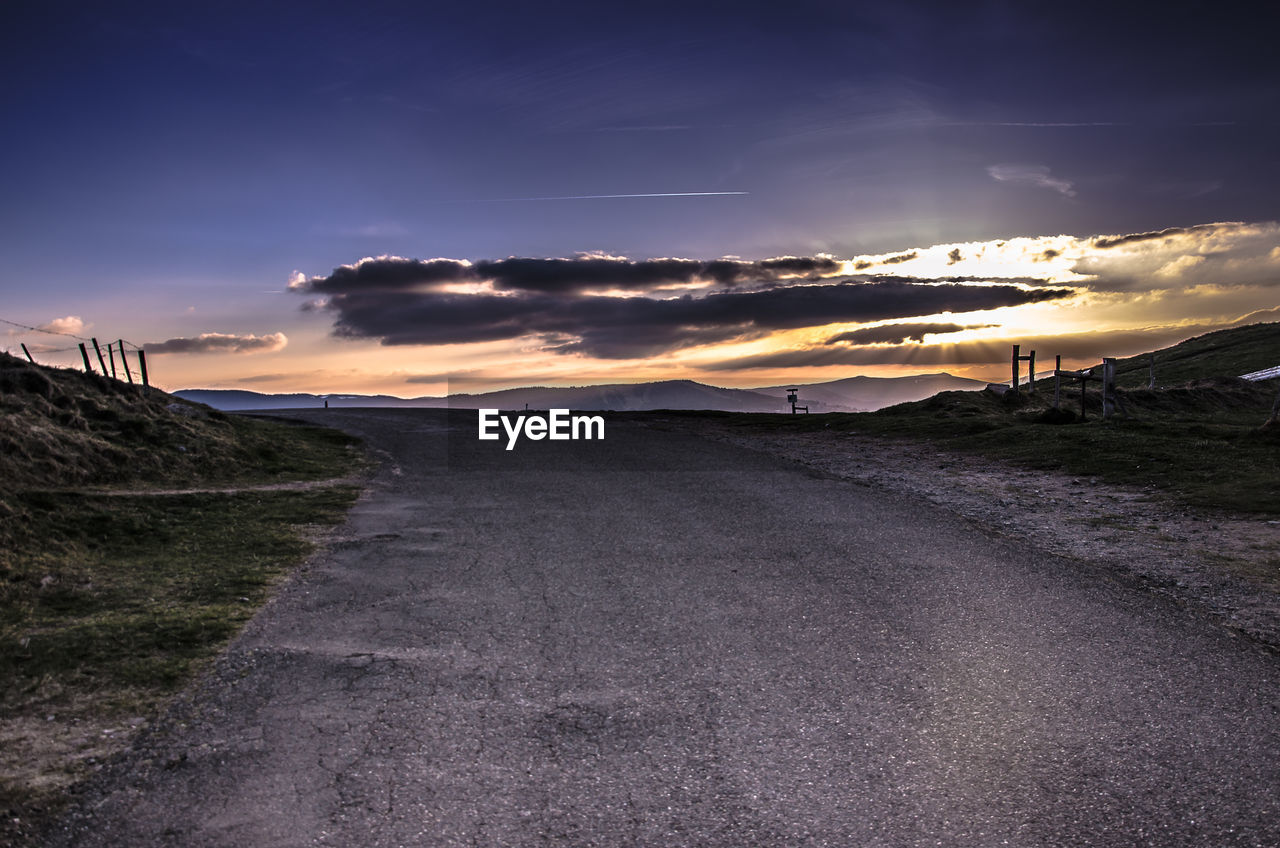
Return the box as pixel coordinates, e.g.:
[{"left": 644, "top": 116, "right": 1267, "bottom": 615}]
[
  {"left": 0, "top": 352, "right": 365, "bottom": 847},
  {"left": 1113, "top": 321, "right": 1280, "bottom": 387},
  {"left": 0, "top": 352, "right": 357, "bottom": 494}
]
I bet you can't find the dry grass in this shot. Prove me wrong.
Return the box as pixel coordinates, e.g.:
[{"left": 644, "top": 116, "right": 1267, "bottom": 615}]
[
  {"left": 658, "top": 377, "right": 1280, "bottom": 515},
  {"left": 1112, "top": 320, "right": 1280, "bottom": 387},
  {"left": 0, "top": 353, "right": 359, "bottom": 494},
  {"left": 0, "top": 353, "right": 365, "bottom": 845}
]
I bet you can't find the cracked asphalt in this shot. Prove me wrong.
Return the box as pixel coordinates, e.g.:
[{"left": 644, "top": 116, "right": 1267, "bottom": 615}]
[{"left": 49, "top": 409, "right": 1280, "bottom": 847}]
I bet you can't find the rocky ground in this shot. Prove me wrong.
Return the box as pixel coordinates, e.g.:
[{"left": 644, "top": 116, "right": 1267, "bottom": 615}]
[{"left": 674, "top": 419, "right": 1280, "bottom": 651}]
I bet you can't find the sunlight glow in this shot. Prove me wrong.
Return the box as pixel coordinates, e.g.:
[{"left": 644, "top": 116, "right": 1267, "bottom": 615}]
[{"left": 24, "top": 222, "right": 1278, "bottom": 395}]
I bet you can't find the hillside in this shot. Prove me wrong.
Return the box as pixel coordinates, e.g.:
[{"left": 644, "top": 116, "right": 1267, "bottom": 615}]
[
  {"left": 172, "top": 389, "right": 442, "bottom": 411},
  {"left": 0, "top": 354, "right": 358, "bottom": 493},
  {"left": 1112, "top": 321, "right": 1280, "bottom": 387},
  {"left": 695, "top": 322, "right": 1280, "bottom": 514},
  {"left": 753, "top": 372, "right": 988, "bottom": 411},
  {"left": 176, "top": 381, "right": 784, "bottom": 412},
  {"left": 445, "top": 379, "right": 783, "bottom": 412},
  {"left": 170, "top": 322, "right": 1279, "bottom": 416},
  {"left": 177, "top": 373, "right": 988, "bottom": 413},
  {"left": 0, "top": 352, "right": 364, "bottom": 846}
]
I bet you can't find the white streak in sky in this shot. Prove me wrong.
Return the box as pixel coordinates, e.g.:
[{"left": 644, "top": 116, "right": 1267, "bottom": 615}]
[
  {"left": 594, "top": 125, "right": 693, "bottom": 132},
  {"left": 987, "top": 164, "right": 1076, "bottom": 198},
  {"left": 953, "top": 120, "right": 1237, "bottom": 128},
  {"left": 477, "top": 191, "right": 749, "bottom": 202},
  {"left": 987, "top": 121, "right": 1126, "bottom": 127},
  {"left": 942, "top": 120, "right": 1128, "bottom": 127}
]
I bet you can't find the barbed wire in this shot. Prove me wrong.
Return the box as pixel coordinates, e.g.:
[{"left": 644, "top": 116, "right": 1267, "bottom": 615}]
[
  {"left": 0, "top": 316, "right": 90, "bottom": 341},
  {"left": 1, "top": 316, "right": 144, "bottom": 350}
]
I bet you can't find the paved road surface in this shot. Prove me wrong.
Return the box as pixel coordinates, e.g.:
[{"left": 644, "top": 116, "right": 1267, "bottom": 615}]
[{"left": 51, "top": 409, "right": 1280, "bottom": 846}]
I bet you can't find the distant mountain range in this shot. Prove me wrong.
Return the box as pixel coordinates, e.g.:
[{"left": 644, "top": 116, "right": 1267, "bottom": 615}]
[
  {"left": 175, "top": 372, "right": 988, "bottom": 413},
  {"left": 749, "top": 373, "right": 990, "bottom": 411}
]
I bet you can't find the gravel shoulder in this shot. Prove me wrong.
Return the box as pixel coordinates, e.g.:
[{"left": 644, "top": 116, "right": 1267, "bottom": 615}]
[{"left": 670, "top": 418, "right": 1280, "bottom": 650}]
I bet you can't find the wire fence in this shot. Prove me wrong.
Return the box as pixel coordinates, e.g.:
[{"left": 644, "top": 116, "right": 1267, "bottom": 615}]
[
  {"left": 1, "top": 316, "right": 144, "bottom": 350},
  {"left": 2, "top": 315, "right": 150, "bottom": 389}
]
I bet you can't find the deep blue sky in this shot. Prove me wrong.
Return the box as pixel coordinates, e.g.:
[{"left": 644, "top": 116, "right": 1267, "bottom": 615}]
[
  {"left": 6, "top": 1, "right": 1276, "bottom": 272},
  {"left": 4, "top": 1, "right": 1279, "bottom": 390}
]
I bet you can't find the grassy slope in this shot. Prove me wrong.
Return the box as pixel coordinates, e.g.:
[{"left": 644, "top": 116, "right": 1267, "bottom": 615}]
[
  {"left": 1112, "top": 321, "right": 1280, "bottom": 388},
  {"left": 670, "top": 323, "right": 1280, "bottom": 516},
  {"left": 0, "top": 354, "right": 357, "bottom": 493},
  {"left": 854, "top": 381, "right": 1279, "bottom": 514},
  {"left": 0, "top": 353, "right": 366, "bottom": 845}
]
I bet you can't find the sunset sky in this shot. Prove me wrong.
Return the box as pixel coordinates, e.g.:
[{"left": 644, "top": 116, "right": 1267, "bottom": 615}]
[{"left": 4, "top": 1, "right": 1279, "bottom": 394}]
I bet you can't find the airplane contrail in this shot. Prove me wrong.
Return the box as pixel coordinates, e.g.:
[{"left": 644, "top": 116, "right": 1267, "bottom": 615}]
[{"left": 478, "top": 191, "right": 749, "bottom": 202}]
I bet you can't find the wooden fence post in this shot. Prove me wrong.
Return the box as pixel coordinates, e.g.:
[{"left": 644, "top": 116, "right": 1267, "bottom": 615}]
[
  {"left": 91, "top": 337, "right": 108, "bottom": 374},
  {"left": 1053, "top": 355, "right": 1062, "bottom": 409},
  {"left": 137, "top": 349, "right": 150, "bottom": 392},
  {"left": 79, "top": 343, "right": 93, "bottom": 373},
  {"left": 108, "top": 344, "right": 117, "bottom": 378},
  {"left": 20, "top": 343, "right": 34, "bottom": 363},
  {"left": 1011, "top": 345, "right": 1036, "bottom": 392},
  {"left": 1102, "top": 358, "right": 1116, "bottom": 419},
  {"left": 117, "top": 340, "right": 134, "bottom": 384}
]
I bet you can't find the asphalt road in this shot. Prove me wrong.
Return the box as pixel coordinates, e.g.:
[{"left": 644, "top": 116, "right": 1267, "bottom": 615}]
[{"left": 51, "top": 409, "right": 1280, "bottom": 847}]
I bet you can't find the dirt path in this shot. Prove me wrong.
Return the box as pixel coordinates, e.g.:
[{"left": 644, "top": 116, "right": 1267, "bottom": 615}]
[{"left": 47, "top": 409, "right": 1280, "bottom": 847}]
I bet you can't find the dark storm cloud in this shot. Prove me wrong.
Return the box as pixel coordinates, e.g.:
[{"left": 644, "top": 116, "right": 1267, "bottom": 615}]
[
  {"left": 853, "top": 252, "right": 918, "bottom": 270},
  {"left": 295, "top": 254, "right": 846, "bottom": 296},
  {"left": 759, "top": 256, "right": 842, "bottom": 275},
  {"left": 330, "top": 292, "right": 546, "bottom": 346},
  {"left": 868, "top": 274, "right": 1057, "bottom": 287},
  {"left": 825, "top": 322, "right": 997, "bottom": 345},
  {"left": 477, "top": 257, "right": 704, "bottom": 292},
  {"left": 1091, "top": 223, "right": 1227, "bottom": 249},
  {"left": 313, "top": 278, "right": 1072, "bottom": 359},
  {"left": 705, "top": 325, "right": 1218, "bottom": 370},
  {"left": 298, "top": 257, "right": 473, "bottom": 294}
]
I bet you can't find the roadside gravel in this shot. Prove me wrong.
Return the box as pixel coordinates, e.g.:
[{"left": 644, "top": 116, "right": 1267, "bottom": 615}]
[{"left": 674, "top": 420, "right": 1280, "bottom": 650}]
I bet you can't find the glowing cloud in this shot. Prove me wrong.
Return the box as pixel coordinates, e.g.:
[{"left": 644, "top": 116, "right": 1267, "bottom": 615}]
[
  {"left": 826, "top": 323, "right": 998, "bottom": 345},
  {"left": 282, "top": 221, "right": 1280, "bottom": 383},
  {"left": 292, "top": 247, "right": 1072, "bottom": 360},
  {"left": 38, "top": 316, "right": 88, "bottom": 336}
]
